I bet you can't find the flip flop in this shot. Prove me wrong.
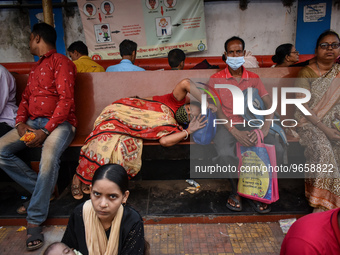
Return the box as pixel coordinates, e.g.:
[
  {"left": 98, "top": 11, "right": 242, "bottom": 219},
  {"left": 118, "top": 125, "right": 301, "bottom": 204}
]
[
  {"left": 17, "top": 200, "right": 30, "bottom": 215},
  {"left": 71, "top": 175, "right": 83, "bottom": 200},
  {"left": 248, "top": 199, "right": 271, "bottom": 214},
  {"left": 226, "top": 194, "right": 242, "bottom": 212},
  {"left": 26, "top": 226, "right": 44, "bottom": 251}
]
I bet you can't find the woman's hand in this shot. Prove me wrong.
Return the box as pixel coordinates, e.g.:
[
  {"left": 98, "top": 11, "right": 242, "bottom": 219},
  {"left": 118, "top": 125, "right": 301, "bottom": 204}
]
[
  {"left": 322, "top": 126, "right": 340, "bottom": 141},
  {"left": 208, "top": 103, "right": 217, "bottom": 113},
  {"left": 188, "top": 114, "right": 207, "bottom": 134}
]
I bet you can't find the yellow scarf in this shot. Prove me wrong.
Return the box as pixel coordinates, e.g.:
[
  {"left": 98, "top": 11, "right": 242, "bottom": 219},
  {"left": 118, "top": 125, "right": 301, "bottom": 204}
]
[{"left": 83, "top": 200, "right": 124, "bottom": 255}]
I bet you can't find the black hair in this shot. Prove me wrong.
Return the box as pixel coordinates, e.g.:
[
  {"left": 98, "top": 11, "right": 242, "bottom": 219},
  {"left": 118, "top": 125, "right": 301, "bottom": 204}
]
[
  {"left": 67, "top": 41, "right": 88, "bottom": 56},
  {"left": 222, "top": 36, "right": 245, "bottom": 61},
  {"left": 104, "top": 2, "right": 110, "bottom": 7},
  {"left": 92, "top": 164, "right": 129, "bottom": 193},
  {"left": 86, "top": 4, "right": 93, "bottom": 9},
  {"left": 316, "top": 29, "right": 340, "bottom": 49},
  {"left": 271, "top": 43, "right": 293, "bottom": 65},
  {"left": 119, "top": 39, "right": 137, "bottom": 57},
  {"left": 31, "top": 22, "right": 56, "bottom": 47},
  {"left": 168, "top": 48, "right": 186, "bottom": 68},
  {"left": 224, "top": 36, "right": 245, "bottom": 52}
]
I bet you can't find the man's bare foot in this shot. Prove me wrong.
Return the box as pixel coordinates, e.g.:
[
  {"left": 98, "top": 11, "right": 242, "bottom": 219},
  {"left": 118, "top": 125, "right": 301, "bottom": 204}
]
[{"left": 226, "top": 194, "right": 242, "bottom": 211}]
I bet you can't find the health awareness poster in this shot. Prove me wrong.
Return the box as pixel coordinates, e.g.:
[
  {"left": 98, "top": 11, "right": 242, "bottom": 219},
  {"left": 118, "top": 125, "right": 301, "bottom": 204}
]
[{"left": 77, "top": 0, "right": 207, "bottom": 60}]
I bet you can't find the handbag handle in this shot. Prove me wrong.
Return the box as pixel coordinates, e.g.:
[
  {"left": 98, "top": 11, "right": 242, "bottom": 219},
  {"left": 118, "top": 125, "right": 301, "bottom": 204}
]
[{"left": 254, "top": 129, "right": 264, "bottom": 146}]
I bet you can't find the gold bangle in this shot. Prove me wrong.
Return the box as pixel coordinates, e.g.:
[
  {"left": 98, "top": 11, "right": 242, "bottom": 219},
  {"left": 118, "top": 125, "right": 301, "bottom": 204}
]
[
  {"left": 183, "top": 129, "right": 189, "bottom": 140},
  {"left": 15, "top": 122, "right": 23, "bottom": 129}
]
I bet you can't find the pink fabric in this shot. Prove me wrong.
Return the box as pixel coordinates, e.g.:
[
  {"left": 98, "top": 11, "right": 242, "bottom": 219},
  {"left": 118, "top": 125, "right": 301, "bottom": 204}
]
[
  {"left": 280, "top": 208, "right": 340, "bottom": 255},
  {"left": 236, "top": 130, "right": 279, "bottom": 204}
]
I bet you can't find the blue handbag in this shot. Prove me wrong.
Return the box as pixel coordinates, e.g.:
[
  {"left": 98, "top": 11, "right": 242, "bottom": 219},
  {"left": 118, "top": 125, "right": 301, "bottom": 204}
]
[{"left": 192, "top": 109, "right": 217, "bottom": 145}]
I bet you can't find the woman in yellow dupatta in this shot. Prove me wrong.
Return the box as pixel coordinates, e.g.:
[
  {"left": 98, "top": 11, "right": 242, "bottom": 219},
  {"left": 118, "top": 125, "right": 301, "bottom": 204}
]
[
  {"left": 295, "top": 30, "right": 340, "bottom": 212},
  {"left": 62, "top": 164, "right": 146, "bottom": 255}
]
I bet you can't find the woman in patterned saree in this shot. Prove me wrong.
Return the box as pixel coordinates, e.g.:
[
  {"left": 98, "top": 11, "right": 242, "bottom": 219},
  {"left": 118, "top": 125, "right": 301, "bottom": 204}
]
[
  {"left": 72, "top": 79, "right": 213, "bottom": 199},
  {"left": 295, "top": 30, "right": 340, "bottom": 212}
]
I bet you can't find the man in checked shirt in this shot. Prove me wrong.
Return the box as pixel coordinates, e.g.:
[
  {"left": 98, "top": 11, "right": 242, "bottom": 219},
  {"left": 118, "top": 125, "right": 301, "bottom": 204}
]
[{"left": 0, "top": 22, "right": 77, "bottom": 251}]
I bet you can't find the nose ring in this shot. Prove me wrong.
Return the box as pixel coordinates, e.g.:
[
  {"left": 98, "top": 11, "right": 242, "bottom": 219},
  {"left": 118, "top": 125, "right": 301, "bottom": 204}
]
[{"left": 105, "top": 203, "right": 108, "bottom": 207}]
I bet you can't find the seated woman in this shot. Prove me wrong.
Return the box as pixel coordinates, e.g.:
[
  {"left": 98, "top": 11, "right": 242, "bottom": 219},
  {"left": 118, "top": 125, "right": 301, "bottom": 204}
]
[
  {"left": 72, "top": 79, "right": 212, "bottom": 199},
  {"left": 62, "top": 164, "right": 146, "bottom": 255},
  {"left": 295, "top": 30, "right": 340, "bottom": 212},
  {"left": 272, "top": 43, "right": 299, "bottom": 67}
]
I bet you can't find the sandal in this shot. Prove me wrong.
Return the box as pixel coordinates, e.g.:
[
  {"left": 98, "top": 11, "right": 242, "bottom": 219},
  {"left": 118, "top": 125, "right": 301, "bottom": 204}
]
[
  {"left": 248, "top": 199, "right": 271, "bottom": 214},
  {"left": 226, "top": 194, "right": 242, "bottom": 212},
  {"left": 71, "top": 175, "right": 83, "bottom": 200},
  {"left": 26, "top": 226, "right": 44, "bottom": 251},
  {"left": 81, "top": 182, "right": 91, "bottom": 194}
]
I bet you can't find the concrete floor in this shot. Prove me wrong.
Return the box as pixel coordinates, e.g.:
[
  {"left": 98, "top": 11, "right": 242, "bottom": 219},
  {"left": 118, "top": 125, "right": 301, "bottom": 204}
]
[{"left": 0, "top": 222, "right": 287, "bottom": 255}]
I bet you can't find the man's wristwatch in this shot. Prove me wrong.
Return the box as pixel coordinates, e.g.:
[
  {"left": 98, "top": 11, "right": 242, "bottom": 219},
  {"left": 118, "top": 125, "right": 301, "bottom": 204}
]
[{"left": 41, "top": 128, "right": 50, "bottom": 136}]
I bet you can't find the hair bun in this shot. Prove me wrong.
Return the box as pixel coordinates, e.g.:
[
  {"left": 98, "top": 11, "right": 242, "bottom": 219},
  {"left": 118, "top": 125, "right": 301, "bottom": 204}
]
[{"left": 272, "top": 55, "right": 278, "bottom": 63}]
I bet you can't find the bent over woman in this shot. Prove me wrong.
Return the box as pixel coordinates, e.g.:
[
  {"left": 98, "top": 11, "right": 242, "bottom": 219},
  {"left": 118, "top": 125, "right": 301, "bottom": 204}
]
[{"left": 72, "top": 79, "right": 213, "bottom": 199}]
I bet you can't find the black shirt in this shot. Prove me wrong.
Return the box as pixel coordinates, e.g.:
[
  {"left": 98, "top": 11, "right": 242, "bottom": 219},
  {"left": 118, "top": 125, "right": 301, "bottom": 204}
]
[{"left": 62, "top": 203, "right": 145, "bottom": 255}]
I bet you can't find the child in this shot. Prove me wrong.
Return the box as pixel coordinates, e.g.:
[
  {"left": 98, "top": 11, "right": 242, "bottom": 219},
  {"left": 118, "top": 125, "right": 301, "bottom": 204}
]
[{"left": 43, "top": 242, "right": 82, "bottom": 255}]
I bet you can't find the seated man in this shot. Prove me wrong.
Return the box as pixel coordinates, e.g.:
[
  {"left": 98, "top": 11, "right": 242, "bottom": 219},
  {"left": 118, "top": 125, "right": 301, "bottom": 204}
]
[
  {"left": 0, "top": 23, "right": 77, "bottom": 251},
  {"left": 67, "top": 41, "right": 105, "bottom": 73},
  {"left": 71, "top": 78, "right": 215, "bottom": 199},
  {"left": 168, "top": 48, "right": 186, "bottom": 70},
  {"left": 0, "top": 64, "right": 17, "bottom": 137},
  {"left": 280, "top": 208, "right": 340, "bottom": 254},
  {"left": 106, "top": 39, "right": 145, "bottom": 72},
  {"left": 210, "top": 36, "right": 284, "bottom": 214}
]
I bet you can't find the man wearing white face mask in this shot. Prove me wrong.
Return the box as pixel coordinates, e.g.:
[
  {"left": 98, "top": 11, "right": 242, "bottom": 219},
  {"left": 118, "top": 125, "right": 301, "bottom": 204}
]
[{"left": 208, "top": 36, "right": 284, "bottom": 214}]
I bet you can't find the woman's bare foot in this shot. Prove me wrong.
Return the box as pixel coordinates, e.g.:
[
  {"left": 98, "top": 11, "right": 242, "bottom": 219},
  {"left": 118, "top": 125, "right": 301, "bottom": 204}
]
[
  {"left": 81, "top": 182, "right": 91, "bottom": 194},
  {"left": 71, "top": 174, "right": 83, "bottom": 199}
]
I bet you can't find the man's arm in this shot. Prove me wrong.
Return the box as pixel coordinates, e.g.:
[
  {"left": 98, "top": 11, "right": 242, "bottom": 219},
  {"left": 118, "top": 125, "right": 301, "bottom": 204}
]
[
  {"left": 259, "top": 95, "right": 275, "bottom": 137},
  {"left": 26, "top": 57, "right": 77, "bottom": 147},
  {"left": 44, "top": 57, "right": 77, "bottom": 133}
]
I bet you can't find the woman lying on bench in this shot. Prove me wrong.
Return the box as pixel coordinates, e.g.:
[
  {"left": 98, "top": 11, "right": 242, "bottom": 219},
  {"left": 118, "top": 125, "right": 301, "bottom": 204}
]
[{"left": 71, "top": 79, "right": 215, "bottom": 199}]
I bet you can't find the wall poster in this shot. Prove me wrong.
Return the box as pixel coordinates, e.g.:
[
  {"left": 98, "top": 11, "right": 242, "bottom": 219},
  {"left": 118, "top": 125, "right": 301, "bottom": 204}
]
[{"left": 77, "top": 0, "right": 207, "bottom": 60}]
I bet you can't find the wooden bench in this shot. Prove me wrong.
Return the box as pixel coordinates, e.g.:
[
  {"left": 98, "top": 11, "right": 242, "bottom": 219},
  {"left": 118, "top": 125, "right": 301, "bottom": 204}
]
[
  {"left": 13, "top": 67, "right": 302, "bottom": 146},
  {"left": 9, "top": 67, "right": 306, "bottom": 193}
]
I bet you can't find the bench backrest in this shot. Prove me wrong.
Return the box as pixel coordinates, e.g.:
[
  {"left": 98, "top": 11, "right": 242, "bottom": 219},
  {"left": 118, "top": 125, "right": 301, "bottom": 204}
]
[
  {"left": 3, "top": 55, "right": 312, "bottom": 74},
  {"left": 13, "top": 67, "right": 302, "bottom": 137}
]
